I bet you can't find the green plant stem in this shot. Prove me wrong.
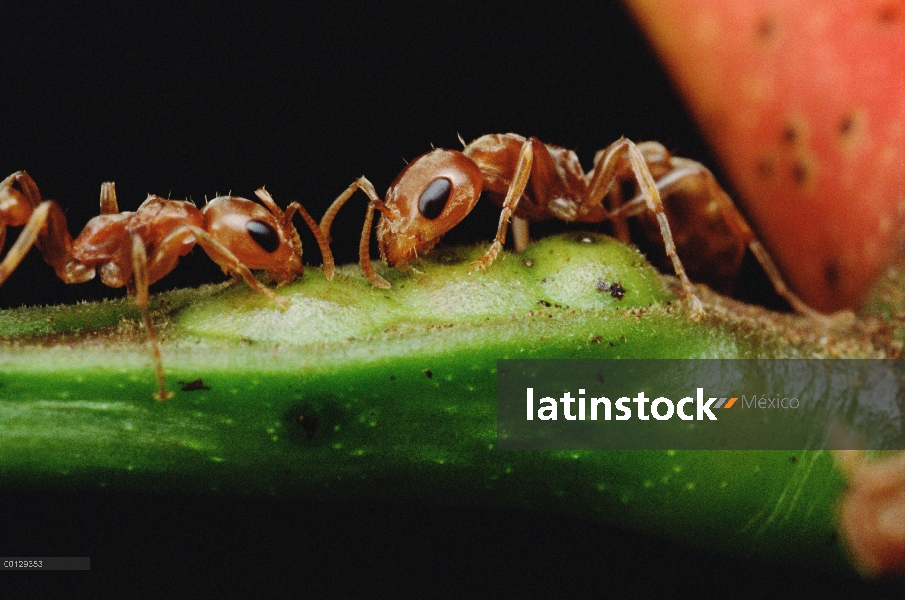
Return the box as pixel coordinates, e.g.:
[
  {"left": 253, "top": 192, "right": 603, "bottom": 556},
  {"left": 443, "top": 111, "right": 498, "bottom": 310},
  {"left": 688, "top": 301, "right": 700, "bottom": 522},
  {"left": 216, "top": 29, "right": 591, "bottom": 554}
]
[{"left": 0, "top": 233, "right": 899, "bottom": 574}]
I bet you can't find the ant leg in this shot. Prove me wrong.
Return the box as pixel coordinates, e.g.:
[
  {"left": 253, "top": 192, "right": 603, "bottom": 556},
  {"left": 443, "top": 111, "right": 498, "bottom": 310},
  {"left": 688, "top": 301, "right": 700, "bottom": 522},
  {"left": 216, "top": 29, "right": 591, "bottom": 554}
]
[
  {"left": 746, "top": 239, "right": 830, "bottom": 320},
  {"left": 129, "top": 234, "right": 173, "bottom": 401},
  {"left": 704, "top": 184, "right": 829, "bottom": 320},
  {"left": 0, "top": 172, "right": 92, "bottom": 284},
  {"left": 359, "top": 200, "right": 390, "bottom": 289},
  {"left": 320, "top": 177, "right": 392, "bottom": 288},
  {"left": 41, "top": 201, "right": 93, "bottom": 284},
  {"left": 319, "top": 177, "right": 382, "bottom": 243},
  {"left": 0, "top": 171, "right": 43, "bottom": 211},
  {"left": 255, "top": 188, "right": 336, "bottom": 280},
  {"left": 0, "top": 172, "right": 51, "bottom": 284},
  {"left": 473, "top": 138, "right": 535, "bottom": 270},
  {"left": 0, "top": 201, "right": 52, "bottom": 286},
  {"left": 280, "top": 199, "right": 336, "bottom": 281},
  {"left": 587, "top": 138, "right": 704, "bottom": 319},
  {"left": 0, "top": 201, "right": 88, "bottom": 287},
  {"left": 180, "top": 225, "right": 291, "bottom": 309},
  {"left": 145, "top": 224, "right": 290, "bottom": 309},
  {"left": 589, "top": 143, "right": 669, "bottom": 243},
  {"left": 511, "top": 216, "right": 530, "bottom": 253},
  {"left": 601, "top": 176, "right": 632, "bottom": 244}
]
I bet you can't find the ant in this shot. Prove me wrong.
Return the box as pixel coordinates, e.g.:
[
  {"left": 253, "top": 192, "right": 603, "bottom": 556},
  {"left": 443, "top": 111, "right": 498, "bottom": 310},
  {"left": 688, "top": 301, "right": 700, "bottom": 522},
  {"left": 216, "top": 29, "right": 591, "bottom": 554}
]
[
  {"left": 597, "top": 140, "right": 822, "bottom": 318},
  {"left": 319, "top": 133, "right": 824, "bottom": 320},
  {"left": 0, "top": 171, "right": 334, "bottom": 399}
]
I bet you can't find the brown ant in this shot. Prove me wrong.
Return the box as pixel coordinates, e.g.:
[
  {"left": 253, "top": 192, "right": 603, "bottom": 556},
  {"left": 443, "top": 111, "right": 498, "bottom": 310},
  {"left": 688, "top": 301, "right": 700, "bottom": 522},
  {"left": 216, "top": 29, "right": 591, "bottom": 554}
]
[
  {"left": 0, "top": 171, "right": 334, "bottom": 399},
  {"left": 320, "top": 133, "right": 824, "bottom": 320},
  {"left": 599, "top": 140, "right": 823, "bottom": 318}
]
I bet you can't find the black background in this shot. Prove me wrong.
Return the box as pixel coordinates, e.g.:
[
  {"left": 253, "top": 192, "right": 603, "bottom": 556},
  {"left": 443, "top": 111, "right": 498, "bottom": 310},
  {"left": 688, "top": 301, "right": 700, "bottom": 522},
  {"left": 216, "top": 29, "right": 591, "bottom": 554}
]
[{"left": 3, "top": 1, "right": 899, "bottom": 596}]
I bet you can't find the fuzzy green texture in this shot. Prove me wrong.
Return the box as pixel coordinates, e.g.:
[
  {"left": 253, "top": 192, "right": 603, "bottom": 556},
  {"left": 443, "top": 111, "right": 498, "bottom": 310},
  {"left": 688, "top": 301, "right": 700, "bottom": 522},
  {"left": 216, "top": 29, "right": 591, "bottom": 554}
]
[{"left": 0, "top": 232, "right": 888, "bottom": 573}]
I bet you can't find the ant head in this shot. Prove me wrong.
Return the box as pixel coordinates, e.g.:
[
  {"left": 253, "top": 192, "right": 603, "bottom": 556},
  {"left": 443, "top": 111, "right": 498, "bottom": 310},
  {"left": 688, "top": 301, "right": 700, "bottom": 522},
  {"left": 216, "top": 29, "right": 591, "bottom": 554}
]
[
  {"left": 202, "top": 193, "right": 304, "bottom": 285},
  {"left": 376, "top": 149, "right": 483, "bottom": 267}
]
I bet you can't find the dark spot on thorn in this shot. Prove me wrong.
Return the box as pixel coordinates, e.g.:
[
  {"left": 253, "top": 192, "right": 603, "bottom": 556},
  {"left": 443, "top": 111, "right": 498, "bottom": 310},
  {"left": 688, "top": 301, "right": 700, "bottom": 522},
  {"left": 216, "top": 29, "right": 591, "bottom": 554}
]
[
  {"left": 180, "top": 379, "right": 211, "bottom": 391},
  {"left": 756, "top": 16, "right": 777, "bottom": 41},
  {"left": 537, "top": 299, "right": 551, "bottom": 307},
  {"left": 595, "top": 279, "right": 609, "bottom": 292},
  {"left": 756, "top": 157, "right": 775, "bottom": 180},
  {"left": 782, "top": 123, "right": 798, "bottom": 144},
  {"left": 591, "top": 336, "right": 602, "bottom": 343},
  {"left": 296, "top": 413, "right": 320, "bottom": 440},
  {"left": 425, "top": 369, "right": 433, "bottom": 379},
  {"left": 838, "top": 114, "right": 856, "bottom": 137},
  {"left": 789, "top": 456, "right": 797, "bottom": 464},
  {"left": 824, "top": 261, "right": 840, "bottom": 287},
  {"left": 791, "top": 160, "right": 810, "bottom": 186},
  {"left": 877, "top": 3, "right": 902, "bottom": 24}
]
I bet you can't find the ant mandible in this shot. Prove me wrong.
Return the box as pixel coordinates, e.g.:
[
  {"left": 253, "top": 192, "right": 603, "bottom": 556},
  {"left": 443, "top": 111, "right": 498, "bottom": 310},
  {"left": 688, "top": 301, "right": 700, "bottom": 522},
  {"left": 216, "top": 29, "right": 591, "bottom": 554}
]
[
  {"left": 320, "top": 133, "right": 824, "bottom": 321},
  {"left": 0, "top": 171, "right": 334, "bottom": 399}
]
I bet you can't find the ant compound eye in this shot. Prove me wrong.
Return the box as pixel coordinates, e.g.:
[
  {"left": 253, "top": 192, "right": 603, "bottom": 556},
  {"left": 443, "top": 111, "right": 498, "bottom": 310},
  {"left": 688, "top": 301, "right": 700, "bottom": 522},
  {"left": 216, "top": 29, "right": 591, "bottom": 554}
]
[
  {"left": 417, "top": 177, "right": 452, "bottom": 220},
  {"left": 246, "top": 219, "right": 281, "bottom": 253}
]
